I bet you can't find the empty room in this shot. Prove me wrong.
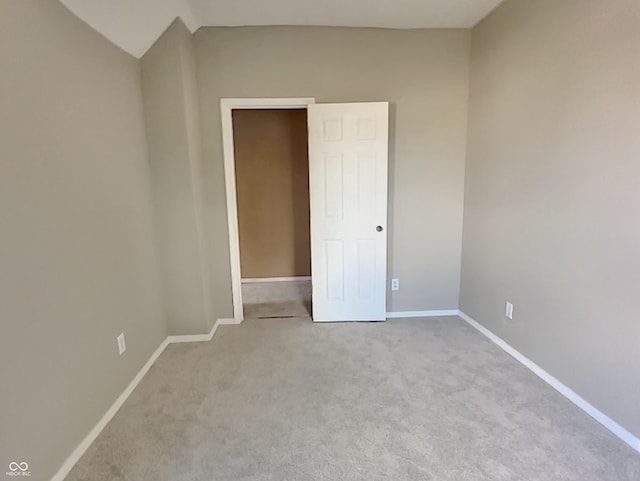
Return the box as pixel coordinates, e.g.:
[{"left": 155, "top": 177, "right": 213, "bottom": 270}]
[{"left": 1, "top": 1, "right": 638, "bottom": 480}]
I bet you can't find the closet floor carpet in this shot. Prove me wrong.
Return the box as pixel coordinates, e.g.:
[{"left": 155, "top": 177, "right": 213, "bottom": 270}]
[
  {"left": 243, "top": 301, "right": 311, "bottom": 319},
  {"left": 65, "top": 317, "right": 639, "bottom": 481}
]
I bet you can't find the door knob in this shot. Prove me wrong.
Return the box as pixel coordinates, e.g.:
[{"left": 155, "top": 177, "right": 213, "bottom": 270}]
[{"left": 376, "top": 225, "right": 383, "bottom": 232}]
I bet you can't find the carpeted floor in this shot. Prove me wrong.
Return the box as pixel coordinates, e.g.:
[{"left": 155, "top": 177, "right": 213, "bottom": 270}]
[
  {"left": 244, "top": 301, "right": 311, "bottom": 319},
  {"left": 65, "top": 317, "right": 640, "bottom": 481}
]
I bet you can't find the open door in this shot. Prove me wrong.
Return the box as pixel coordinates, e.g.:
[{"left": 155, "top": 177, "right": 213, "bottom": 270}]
[{"left": 308, "top": 102, "right": 389, "bottom": 322}]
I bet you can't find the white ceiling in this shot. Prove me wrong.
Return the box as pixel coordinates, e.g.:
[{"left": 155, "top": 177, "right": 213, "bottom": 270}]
[{"left": 59, "top": 0, "right": 504, "bottom": 58}]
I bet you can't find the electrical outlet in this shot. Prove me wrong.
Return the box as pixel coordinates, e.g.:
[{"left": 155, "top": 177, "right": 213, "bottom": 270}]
[
  {"left": 505, "top": 302, "right": 514, "bottom": 320},
  {"left": 391, "top": 278, "right": 400, "bottom": 291},
  {"left": 117, "top": 333, "right": 126, "bottom": 355}
]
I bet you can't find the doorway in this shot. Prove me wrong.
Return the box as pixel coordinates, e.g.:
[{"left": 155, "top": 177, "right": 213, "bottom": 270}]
[
  {"left": 233, "top": 108, "right": 312, "bottom": 320},
  {"left": 221, "top": 98, "right": 389, "bottom": 323},
  {"left": 221, "top": 98, "right": 315, "bottom": 322}
]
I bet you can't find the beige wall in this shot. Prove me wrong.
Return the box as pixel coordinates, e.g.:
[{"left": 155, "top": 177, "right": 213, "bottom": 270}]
[
  {"left": 179, "top": 18, "right": 217, "bottom": 331},
  {"left": 195, "top": 27, "right": 471, "bottom": 315},
  {"left": 461, "top": 0, "right": 640, "bottom": 438},
  {"left": 141, "top": 19, "right": 214, "bottom": 335},
  {"left": 0, "top": 1, "right": 166, "bottom": 479},
  {"left": 233, "top": 109, "right": 311, "bottom": 279}
]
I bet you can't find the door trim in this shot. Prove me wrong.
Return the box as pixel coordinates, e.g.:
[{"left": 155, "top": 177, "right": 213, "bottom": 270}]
[
  {"left": 220, "top": 98, "right": 316, "bottom": 322},
  {"left": 241, "top": 276, "right": 312, "bottom": 283}
]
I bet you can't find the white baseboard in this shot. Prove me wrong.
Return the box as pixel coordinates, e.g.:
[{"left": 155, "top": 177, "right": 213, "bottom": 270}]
[
  {"left": 50, "top": 318, "right": 233, "bottom": 481},
  {"left": 386, "top": 309, "right": 458, "bottom": 319},
  {"left": 167, "top": 321, "right": 219, "bottom": 343},
  {"left": 218, "top": 317, "right": 241, "bottom": 325},
  {"left": 50, "top": 337, "right": 170, "bottom": 481},
  {"left": 313, "top": 310, "right": 459, "bottom": 322},
  {"left": 241, "top": 276, "right": 311, "bottom": 283},
  {"left": 457, "top": 310, "right": 640, "bottom": 454},
  {"left": 312, "top": 319, "right": 386, "bottom": 323}
]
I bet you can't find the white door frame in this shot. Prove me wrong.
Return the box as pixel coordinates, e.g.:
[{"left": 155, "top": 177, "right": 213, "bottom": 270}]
[{"left": 220, "top": 98, "right": 316, "bottom": 322}]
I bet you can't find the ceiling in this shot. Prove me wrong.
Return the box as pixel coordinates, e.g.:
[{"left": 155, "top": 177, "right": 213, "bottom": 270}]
[{"left": 59, "top": 0, "right": 504, "bottom": 58}]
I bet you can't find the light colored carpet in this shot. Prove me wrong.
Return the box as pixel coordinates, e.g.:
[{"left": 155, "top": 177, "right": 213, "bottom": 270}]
[
  {"left": 244, "top": 301, "right": 311, "bottom": 319},
  {"left": 65, "top": 317, "right": 640, "bottom": 481},
  {"left": 241, "top": 280, "right": 312, "bottom": 304}
]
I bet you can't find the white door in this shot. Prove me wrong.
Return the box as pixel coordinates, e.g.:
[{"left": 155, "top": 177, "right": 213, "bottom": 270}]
[{"left": 308, "top": 102, "right": 389, "bottom": 322}]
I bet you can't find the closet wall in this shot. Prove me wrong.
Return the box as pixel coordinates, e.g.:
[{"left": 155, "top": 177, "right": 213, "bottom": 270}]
[{"left": 233, "top": 109, "right": 311, "bottom": 279}]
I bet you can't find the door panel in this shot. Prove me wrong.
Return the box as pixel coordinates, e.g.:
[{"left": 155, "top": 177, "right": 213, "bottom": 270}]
[{"left": 308, "top": 102, "right": 389, "bottom": 321}]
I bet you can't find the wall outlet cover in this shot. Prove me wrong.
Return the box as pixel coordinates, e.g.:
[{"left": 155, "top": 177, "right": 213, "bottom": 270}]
[
  {"left": 505, "top": 302, "right": 514, "bottom": 320},
  {"left": 117, "top": 333, "right": 126, "bottom": 355},
  {"left": 391, "top": 278, "right": 400, "bottom": 291}
]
